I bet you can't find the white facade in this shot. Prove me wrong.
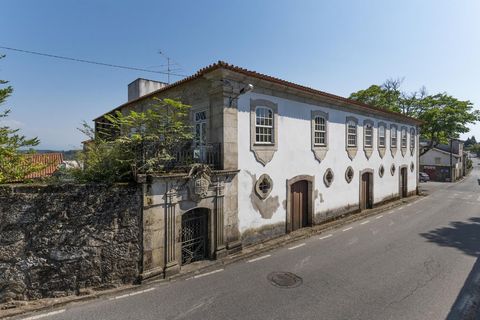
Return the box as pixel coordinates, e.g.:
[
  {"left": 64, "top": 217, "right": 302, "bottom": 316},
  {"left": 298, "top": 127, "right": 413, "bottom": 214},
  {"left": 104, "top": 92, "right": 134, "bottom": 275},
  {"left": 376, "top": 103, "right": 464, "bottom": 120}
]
[{"left": 236, "top": 92, "right": 419, "bottom": 236}]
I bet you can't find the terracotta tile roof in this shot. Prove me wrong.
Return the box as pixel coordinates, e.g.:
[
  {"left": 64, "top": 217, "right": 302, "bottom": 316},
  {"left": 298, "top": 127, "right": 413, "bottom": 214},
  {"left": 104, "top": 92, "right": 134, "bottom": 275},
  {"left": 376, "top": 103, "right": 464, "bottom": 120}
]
[
  {"left": 24, "top": 153, "right": 64, "bottom": 179},
  {"left": 94, "top": 61, "right": 422, "bottom": 125}
]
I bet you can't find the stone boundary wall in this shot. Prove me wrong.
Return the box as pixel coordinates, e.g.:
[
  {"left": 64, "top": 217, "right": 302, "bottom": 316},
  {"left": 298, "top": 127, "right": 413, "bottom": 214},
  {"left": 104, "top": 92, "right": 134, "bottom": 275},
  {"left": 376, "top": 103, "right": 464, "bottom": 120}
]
[{"left": 0, "top": 184, "right": 142, "bottom": 303}]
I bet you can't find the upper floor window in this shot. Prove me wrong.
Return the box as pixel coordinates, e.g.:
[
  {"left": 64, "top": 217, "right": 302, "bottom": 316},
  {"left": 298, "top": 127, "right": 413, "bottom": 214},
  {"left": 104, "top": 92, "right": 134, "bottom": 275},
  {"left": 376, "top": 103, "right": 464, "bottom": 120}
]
[
  {"left": 364, "top": 123, "right": 373, "bottom": 148},
  {"left": 255, "top": 106, "right": 274, "bottom": 144},
  {"left": 347, "top": 120, "right": 357, "bottom": 147},
  {"left": 391, "top": 126, "right": 397, "bottom": 148},
  {"left": 401, "top": 128, "right": 408, "bottom": 148},
  {"left": 378, "top": 125, "right": 386, "bottom": 148},
  {"left": 410, "top": 128, "right": 415, "bottom": 150},
  {"left": 314, "top": 116, "right": 327, "bottom": 146},
  {"left": 194, "top": 111, "right": 207, "bottom": 145}
]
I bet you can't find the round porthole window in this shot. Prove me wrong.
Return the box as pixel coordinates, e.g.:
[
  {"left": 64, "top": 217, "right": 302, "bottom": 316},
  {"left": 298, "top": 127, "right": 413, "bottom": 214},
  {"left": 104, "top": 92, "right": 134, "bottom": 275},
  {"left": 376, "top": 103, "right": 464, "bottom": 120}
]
[
  {"left": 379, "top": 165, "right": 385, "bottom": 178},
  {"left": 345, "top": 166, "right": 354, "bottom": 184},
  {"left": 324, "top": 169, "right": 334, "bottom": 187},
  {"left": 255, "top": 174, "right": 273, "bottom": 199},
  {"left": 390, "top": 164, "right": 396, "bottom": 176},
  {"left": 410, "top": 162, "right": 415, "bottom": 172}
]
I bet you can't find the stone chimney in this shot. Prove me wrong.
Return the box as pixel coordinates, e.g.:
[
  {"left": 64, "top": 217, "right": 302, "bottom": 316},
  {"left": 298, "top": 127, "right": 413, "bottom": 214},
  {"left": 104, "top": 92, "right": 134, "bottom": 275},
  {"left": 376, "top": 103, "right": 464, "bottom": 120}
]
[{"left": 128, "top": 78, "right": 168, "bottom": 102}]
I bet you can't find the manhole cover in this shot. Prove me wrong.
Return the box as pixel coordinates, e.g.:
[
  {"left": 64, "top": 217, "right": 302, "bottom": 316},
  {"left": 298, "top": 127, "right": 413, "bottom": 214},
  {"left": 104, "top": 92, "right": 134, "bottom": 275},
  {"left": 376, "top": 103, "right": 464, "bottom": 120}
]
[{"left": 267, "top": 272, "right": 303, "bottom": 288}]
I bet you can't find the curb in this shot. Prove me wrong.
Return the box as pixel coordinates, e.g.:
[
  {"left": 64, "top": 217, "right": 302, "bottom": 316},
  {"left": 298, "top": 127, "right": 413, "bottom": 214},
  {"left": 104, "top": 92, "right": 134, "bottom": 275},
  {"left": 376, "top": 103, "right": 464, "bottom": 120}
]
[{"left": 1, "top": 194, "right": 424, "bottom": 319}]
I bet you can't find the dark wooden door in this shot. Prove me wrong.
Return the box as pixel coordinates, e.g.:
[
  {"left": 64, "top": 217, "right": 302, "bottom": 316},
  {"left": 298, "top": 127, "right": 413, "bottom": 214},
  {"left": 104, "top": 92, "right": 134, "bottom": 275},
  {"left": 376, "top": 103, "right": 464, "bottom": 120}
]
[
  {"left": 361, "top": 172, "right": 373, "bottom": 210},
  {"left": 291, "top": 180, "right": 308, "bottom": 231},
  {"left": 400, "top": 168, "right": 408, "bottom": 197}
]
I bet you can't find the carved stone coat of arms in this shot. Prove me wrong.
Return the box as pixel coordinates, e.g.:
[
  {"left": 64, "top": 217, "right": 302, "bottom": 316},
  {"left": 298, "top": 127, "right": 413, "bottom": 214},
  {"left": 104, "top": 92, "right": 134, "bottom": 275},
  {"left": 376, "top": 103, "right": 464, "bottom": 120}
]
[{"left": 188, "top": 164, "right": 212, "bottom": 202}]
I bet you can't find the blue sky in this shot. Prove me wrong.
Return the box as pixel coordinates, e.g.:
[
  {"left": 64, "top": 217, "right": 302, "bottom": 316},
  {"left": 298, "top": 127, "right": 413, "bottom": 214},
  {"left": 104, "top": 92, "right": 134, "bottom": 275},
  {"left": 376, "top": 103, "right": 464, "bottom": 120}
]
[{"left": 1, "top": 0, "right": 479, "bottom": 149}]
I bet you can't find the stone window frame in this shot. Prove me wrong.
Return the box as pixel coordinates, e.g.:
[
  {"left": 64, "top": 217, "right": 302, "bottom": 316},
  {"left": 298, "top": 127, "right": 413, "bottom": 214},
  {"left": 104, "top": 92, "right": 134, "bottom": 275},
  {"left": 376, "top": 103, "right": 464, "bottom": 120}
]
[
  {"left": 390, "top": 164, "right": 396, "bottom": 176},
  {"left": 311, "top": 110, "right": 329, "bottom": 162},
  {"left": 390, "top": 124, "right": 398, "bottom": 158},
  {"left": 363, "top": 119, "right": 374, "bottom": 159},
  {"left": 379, "top": 165, "right": 385, "bottom": 178},
  {"left": 377, "top": 122, "right": 387, "bottom": 158},
  {"left": 345, "top": 166, "right": 354, "bottom": 184},
  {"left": 400, "top": 126, "right": 408, "bottom": 157},
  {"left": 345, "top": 116, "right": 358, "bottom": 160},
  {"left": 410, "top": 127, "right": 416, "bottom": 156},
  {"left": 250, "top": 99, "right": 279, "bottom": 166},
  {"left": 323, "top": 168, "right": 334, "bottom": 187},
  {"left": 255, "top": 174, "right": 273, "bottom": 200}
]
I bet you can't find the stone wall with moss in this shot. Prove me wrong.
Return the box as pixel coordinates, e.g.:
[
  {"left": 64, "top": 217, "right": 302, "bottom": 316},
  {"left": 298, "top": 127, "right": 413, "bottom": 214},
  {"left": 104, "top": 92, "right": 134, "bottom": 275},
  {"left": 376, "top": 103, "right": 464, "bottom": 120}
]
[{"left": 0, "top": 184, "right": 142, "bottom": 303}]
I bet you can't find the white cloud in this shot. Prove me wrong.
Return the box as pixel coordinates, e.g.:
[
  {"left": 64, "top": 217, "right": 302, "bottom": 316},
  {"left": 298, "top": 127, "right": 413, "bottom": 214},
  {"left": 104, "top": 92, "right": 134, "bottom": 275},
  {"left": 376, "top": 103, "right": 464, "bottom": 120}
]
[{"left": 0, "top": 119, "right": 25, "bottom": 129}]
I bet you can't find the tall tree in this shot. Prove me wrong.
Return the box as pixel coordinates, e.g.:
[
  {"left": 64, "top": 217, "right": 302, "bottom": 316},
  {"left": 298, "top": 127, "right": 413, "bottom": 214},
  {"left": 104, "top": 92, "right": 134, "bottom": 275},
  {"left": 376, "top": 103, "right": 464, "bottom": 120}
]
[
  {"left": 349, "top": 79, "right": 479, "bottom": 155},
  {"left": 0, "top": 54, "right": 42, "bottom": 183}
]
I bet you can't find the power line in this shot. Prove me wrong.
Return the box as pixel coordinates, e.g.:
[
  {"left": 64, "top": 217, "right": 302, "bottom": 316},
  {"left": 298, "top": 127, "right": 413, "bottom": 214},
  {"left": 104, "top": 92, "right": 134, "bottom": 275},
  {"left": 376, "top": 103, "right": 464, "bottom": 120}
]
[{"left": 0, "top": 45, "right": 188, "bottom": 77}]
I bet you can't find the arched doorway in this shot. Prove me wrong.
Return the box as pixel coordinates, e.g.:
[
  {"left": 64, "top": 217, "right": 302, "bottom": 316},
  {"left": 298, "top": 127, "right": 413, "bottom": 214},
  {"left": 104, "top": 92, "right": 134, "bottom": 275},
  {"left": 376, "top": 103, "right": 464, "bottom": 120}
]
[
  {"left": 286, "top": 175, "right": 314, "bottom": 233},
  {"left": 399, "top": 166, "right": 408, "bottom": 198},
  {"left": 360, "top": 170, "right": 373, "bottom": 210},
  {"left": 181, "top": 208, "right": 210, "bottom": 265}
]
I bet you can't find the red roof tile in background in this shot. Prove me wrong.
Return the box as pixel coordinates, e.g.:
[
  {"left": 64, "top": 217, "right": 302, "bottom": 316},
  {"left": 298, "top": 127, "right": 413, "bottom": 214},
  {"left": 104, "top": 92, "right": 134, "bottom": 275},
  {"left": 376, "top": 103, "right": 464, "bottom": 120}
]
[{"left": 24, "top": 153, "right": 64, "bottom": 179}]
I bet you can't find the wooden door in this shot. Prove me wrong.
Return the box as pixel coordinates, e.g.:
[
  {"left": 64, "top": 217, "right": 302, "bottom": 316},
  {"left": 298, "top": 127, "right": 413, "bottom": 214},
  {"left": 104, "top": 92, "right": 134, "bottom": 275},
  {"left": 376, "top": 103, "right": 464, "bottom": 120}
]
[
  {"left": 291, "top": 180, "right": 308, "bottom": 231},
  {"left": 400, "top": 168, "right": 408, "bottom": 197},
  {"left": 360, "top": 172, "right": 373, "bottom": 210}
]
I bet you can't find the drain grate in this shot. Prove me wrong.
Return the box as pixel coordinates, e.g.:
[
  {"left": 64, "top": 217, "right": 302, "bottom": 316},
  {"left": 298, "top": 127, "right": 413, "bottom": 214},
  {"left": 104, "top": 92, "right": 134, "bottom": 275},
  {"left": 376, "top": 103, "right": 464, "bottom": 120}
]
[{"left": 267, "top": 272, "right": 303, "bottom": 288}]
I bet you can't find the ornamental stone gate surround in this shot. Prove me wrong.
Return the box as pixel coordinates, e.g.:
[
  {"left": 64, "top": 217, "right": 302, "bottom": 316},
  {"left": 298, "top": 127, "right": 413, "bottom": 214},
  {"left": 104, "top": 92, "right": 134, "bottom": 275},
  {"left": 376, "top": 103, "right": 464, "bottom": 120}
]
[{"left": 139, "top": 167, "right": 239, "bottom": 280}]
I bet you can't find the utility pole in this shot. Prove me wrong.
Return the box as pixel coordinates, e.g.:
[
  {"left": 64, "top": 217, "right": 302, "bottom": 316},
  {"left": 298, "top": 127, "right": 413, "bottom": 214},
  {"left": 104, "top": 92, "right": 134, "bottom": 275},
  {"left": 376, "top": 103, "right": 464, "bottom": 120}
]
[{"left": 450, "top": 138, "right": 453, "bottom": 182}]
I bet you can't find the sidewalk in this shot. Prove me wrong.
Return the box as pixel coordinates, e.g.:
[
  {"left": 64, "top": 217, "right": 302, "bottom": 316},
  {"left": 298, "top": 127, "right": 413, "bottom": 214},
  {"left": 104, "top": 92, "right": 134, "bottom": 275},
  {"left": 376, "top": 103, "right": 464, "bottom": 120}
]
[{"left": 1, "top": 193, "right": 424, "bottom": 319}]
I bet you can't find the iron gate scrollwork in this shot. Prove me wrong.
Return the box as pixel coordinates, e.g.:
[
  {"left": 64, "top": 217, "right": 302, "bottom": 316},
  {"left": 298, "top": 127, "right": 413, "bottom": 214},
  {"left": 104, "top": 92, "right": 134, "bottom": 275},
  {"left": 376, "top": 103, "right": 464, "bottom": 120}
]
[{"left": 181, "top": 209, "right": 208, "bottom": 265}]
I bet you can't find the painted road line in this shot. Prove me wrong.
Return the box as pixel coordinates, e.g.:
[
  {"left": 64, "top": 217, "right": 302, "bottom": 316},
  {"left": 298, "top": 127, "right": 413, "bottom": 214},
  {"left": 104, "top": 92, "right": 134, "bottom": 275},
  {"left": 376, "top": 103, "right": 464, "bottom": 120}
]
[
  {"left": 387, "top": 210, "right": 394, "bottom": 215},
  {"left": 247, "top": 255, "right": 271, "bottom": 263},
  {"left": 194, "top": 269, "right": 224, "bottom": 279},
  {"left": 319, "top": 234, "right": 333, "bottom": 240},
  {"left": 111, "top": 287, "right": 156, "bottom": 300},
  {"left": 397, "top": 207, "right": 404, "bottom": 211},
  {"left": 23, "top": 309, "right": 66, "bottom": 320},
  {"left": 477, "top": 195, "right": 480, "bottom": 202},
  {"left": 360, "top": 220, "right": 370, "bottom": 225},
  {"left": 288, "top": 243, "right": 306, "bottom": 250},
  {"left": 375, "top": 215, "right": 383, "bottom": 219},
  {"left": 406, "top": 203, "right": 412, "bottom": 207},
  {"left": 342, "top": 227, "right": 353, "bottom": 232}
]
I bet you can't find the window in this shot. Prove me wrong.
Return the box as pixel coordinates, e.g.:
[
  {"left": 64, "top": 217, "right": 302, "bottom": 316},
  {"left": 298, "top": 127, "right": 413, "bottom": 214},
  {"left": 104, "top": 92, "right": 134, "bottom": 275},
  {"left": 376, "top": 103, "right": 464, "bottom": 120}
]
[
  {"left": 364, "top": 123, "right": 373, "bottom": 148},
  {"left": 391, "top": 126, "right": 397, "bottom": 148},
  {"left": 347, "top": 120, "right": 357, "bottom": 147},
  {"left": 379, "top": 165, "right": 385, "bottom": 178},
  {"left": 378, "top": 125, "right": 386, "bottom": 148},
  {"left": 324, "top": 169, "right": 334, "bottom": 187},
  {"left": 410, "top": 162, "right": 415, "bottom": 172},
  {"left": 255, "top": 174, "right": 273, "bottom": 199},
  {"left": 194, "top": 111, "right": 207, "bottom": 145},
  {"left": 345, "top": 166, "right": 354, "bottom": 183},
  {"left": 410, "top": 128, "right": 415, "bottom": 151},
  {"left": 255, "top": 107, "right": 274, "bottom": 144},
  {"left": 435, "top": 157, "right": 441, "bottom": 165},
  {"left": 314, "top": 116, "right": 327, "bottom": 146},
  {"left": 390, "top": 164, "right": 396, "bottom": 176},
  {"left": 401, "top": 128, "right": 407, "bottom": 148}
]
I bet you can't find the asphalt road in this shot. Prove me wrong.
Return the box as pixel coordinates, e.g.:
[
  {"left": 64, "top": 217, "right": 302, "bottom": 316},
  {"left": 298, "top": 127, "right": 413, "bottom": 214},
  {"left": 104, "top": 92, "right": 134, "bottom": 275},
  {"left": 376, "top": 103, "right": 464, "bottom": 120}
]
[{"left": 14, "top": 160, "right": 480, "bottom": 320}]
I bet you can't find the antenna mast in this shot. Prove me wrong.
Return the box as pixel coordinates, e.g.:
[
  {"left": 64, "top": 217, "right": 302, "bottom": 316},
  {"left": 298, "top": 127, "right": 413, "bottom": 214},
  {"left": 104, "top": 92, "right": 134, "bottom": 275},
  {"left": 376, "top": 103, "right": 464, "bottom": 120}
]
[{"left": 158, "top": 50, "right": 181, "bottom": 84}]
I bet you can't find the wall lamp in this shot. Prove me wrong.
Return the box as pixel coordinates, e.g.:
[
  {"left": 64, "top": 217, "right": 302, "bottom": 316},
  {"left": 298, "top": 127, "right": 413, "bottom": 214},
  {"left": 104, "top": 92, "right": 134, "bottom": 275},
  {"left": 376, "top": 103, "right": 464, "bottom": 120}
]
[{"left": 229, "top": 83, "right": 254, "bottom": 106}]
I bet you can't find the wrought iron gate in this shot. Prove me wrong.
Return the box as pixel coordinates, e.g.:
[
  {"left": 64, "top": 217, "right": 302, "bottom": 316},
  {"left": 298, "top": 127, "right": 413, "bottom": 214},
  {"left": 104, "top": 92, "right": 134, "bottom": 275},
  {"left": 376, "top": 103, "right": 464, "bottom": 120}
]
[{"left": 181, "top": 209, "right": 208, "bottom": 265}]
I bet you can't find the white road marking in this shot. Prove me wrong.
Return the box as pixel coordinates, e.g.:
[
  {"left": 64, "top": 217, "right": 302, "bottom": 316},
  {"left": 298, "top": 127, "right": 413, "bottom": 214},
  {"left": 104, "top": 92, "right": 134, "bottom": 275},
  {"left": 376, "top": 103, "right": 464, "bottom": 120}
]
[
  {"left": 193, "top": 269, "right": 224, "bottom": 279},
  {"left": 319, "top": 234, "right": 333, "bottom": 240},
  {"left": 111, "top": 287, "right": 156, "bottom": 300},
  {"left": 247, "top": 254, "right": 271, "bottom": 263},
  {"left": 406, "top": 203, "right": 412, "bottom": 207},
  {"left": 477, "top": 195, "right": 480, "bottom": 202},
  {"left": 22, "top": 309, "right": 66, "bottom": 320},
  {"left": 375, "top": 215, "right": 383, "bottom": 219},
  {"left": 360, "top": 220, "right": 370, "bottom": 225},
  {"left": 342, "top": 227, "right": 353, "bottom": 232},
  {"left": 397, "top": 207, "right": 404, "bottom": 211},
  {"left": 288, "top": 243, "right": 306, "bottom": 250},
  {"left": 387, "top": 210, "right": 394, "bottom": 214}
]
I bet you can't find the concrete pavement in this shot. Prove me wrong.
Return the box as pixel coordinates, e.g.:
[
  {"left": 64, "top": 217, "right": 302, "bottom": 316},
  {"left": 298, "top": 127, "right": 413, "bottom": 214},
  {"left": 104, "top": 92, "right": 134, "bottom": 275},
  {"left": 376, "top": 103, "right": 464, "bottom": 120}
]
[{"left": 10, "top": 162, "right": 480, "bottom": 320}]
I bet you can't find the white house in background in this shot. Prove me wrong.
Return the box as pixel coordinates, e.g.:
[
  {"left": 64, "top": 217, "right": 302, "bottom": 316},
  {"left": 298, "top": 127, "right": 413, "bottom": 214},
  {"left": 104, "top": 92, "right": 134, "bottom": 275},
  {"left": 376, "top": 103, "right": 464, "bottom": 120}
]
[
  {"left": 420, "top": 140, "right": 465, "bottom": 182},
  {"left": 94, "top": 61, "right": 421, "bottom": 278}
]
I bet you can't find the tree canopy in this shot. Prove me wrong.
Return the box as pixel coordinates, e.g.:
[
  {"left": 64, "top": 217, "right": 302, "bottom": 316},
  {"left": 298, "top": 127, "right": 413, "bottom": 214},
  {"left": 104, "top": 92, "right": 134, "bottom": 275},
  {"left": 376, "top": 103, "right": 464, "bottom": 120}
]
[
  {"left": 0, "top": 54, "right": 42, "bottom": 183},
  {"left": 349, "top": 79, "right": 479, "bottom": 155}
]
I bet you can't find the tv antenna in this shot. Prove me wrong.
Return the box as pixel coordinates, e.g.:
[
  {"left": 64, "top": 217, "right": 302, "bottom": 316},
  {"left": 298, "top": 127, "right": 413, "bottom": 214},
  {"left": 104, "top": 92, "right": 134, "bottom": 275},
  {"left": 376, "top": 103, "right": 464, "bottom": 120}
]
[{"left": 157, "top": 50, "right": 183, "bottom": 84}]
